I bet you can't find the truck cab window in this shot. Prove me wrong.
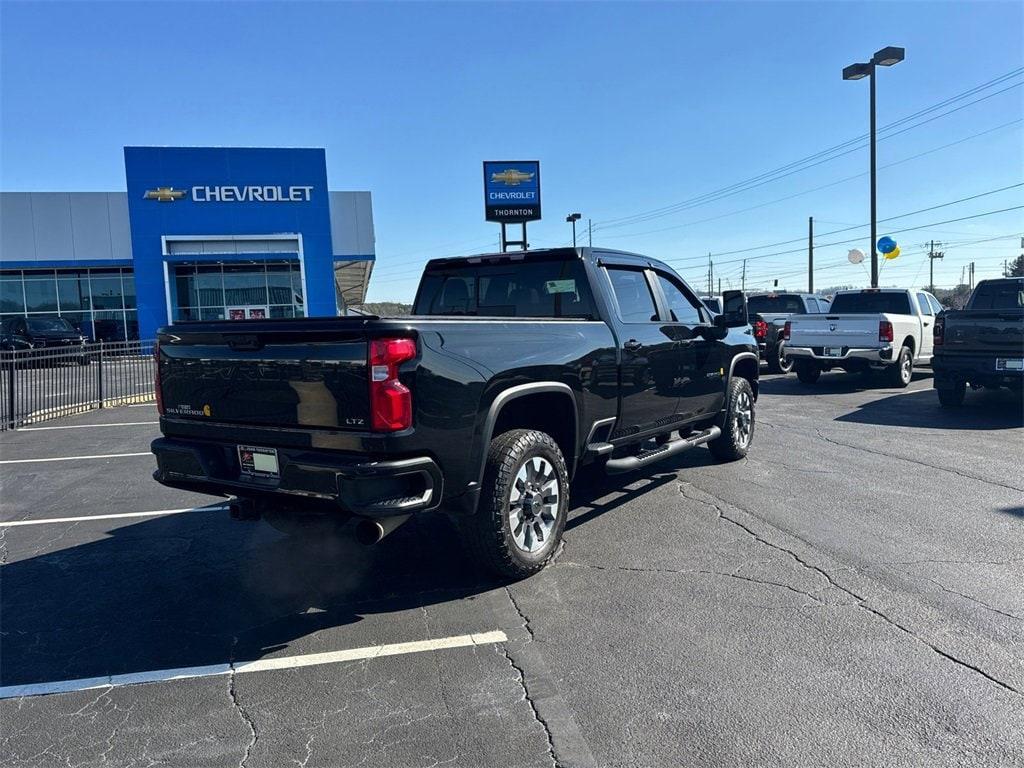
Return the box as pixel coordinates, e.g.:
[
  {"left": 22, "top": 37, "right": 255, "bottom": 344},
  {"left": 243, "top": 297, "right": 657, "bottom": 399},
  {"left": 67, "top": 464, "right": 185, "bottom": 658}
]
[
  {"left": 917, "top": 292, "right": 934, "bottom": 316},
  {"left": 607, "top": 268, "right": 658, "bottom": 323},
  {"left": 656, "top": 273, "right": 703, "bottom": 325},
  {"left": 414, "top": 257, "right": 596, "bottom": 318}
]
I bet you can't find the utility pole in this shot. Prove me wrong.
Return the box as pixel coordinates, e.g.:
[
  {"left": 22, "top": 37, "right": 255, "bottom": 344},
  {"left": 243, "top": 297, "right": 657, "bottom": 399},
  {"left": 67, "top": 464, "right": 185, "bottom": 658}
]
[
  {"left": 588, "top": 218, "right": 592, "bottom": 248},
  {"left": 808, "top": 216, "right": 814, "bottom": 294},
  {"left": 741, "top": 259, "right": 747, "bottom": 292},
  {"left": 707, "top": 253, "right": 713, "bottom": 296},
  {"left": 718, "top": 277, "right": 721, "bottom": 295},
  {"left": 969, "top": 262, "right": 975, "bottom": 290},
  {"left": 960, "top": 265, "right": 965, "bottom": 287},
  {"left": 927, "top": 240, "right": 944, "bottom": 293}
]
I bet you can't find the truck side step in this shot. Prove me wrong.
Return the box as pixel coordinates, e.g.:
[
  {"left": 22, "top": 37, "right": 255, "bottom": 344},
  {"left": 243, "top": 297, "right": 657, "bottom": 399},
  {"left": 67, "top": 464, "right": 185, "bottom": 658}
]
[{"left": 604, "top": 426, "right": 722, "bottom": 475}]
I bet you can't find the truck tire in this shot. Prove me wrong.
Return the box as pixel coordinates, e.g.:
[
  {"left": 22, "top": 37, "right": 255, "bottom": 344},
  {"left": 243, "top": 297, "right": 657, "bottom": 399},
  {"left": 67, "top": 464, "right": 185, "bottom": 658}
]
[
  {"left": 937, "top": 382, "right": 966, "bottom": 407},
  {"left": 709, "top": 377, "right": 754, "bottom": 461},
  {"left": 766, "top": 343, "right": 793, "bottom": 374},
  {"left": 794, "top": 360, "right": 821, "bottom": 384},
  {"left": 887, "top": 346, "right": 913, "bottom": 388},
  {"left": 461, "top": 429, "right": 569, "bottom": 580}
]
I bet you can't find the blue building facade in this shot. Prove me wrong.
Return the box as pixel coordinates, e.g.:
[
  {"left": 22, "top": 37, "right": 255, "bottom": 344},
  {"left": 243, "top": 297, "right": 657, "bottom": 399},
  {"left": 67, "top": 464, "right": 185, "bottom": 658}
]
[{"left": 0, "top": 146, "right": 375, "bottom": 342}]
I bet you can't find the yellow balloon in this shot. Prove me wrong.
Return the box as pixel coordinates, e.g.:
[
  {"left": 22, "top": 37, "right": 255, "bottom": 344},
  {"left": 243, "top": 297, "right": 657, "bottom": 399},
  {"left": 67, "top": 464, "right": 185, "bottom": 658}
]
[{"left": 884, "top": 246, "right": 901, "bottom": 260}]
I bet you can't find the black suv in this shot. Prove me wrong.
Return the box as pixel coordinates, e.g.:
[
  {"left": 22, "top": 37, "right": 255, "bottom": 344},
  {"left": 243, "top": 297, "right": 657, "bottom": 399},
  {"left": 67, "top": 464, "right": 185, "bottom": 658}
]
[{"left": 1, "top": 316, "right": 90, "bottom": 364}]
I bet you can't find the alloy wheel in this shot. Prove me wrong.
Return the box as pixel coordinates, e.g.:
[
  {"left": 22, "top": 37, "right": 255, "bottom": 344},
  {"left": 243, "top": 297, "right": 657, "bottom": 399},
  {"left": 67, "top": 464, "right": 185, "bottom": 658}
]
[{"left": 508, "top": 457, "right": 559, "bottom": 553}]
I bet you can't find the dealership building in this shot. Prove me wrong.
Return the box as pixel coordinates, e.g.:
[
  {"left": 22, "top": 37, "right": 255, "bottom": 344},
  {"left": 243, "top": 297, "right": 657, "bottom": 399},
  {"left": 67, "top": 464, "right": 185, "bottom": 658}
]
[{"left": 0, "top": 146, "right": 375, "bottom": 341}]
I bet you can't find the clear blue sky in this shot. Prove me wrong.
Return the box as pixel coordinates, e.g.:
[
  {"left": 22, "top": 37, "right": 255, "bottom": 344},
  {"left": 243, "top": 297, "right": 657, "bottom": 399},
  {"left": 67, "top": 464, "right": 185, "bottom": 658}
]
[{"left": 2, "top": 1, "right": 1021, "bottom": 301}]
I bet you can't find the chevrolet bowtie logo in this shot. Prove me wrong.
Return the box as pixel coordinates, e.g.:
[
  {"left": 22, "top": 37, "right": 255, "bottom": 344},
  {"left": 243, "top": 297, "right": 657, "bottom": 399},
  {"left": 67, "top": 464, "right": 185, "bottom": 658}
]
[
  {"left": 143, "top": 187, "right": 187, "bottom": 202},
  {"left": 490, "top": 169, "right": 535, "bottom": 186}
]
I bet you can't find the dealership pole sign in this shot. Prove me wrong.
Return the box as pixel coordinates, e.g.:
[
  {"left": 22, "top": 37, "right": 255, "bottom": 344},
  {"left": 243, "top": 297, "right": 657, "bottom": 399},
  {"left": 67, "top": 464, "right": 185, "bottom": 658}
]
[{"left": 483, "top": 161, "right": 541, "bottom": 223}]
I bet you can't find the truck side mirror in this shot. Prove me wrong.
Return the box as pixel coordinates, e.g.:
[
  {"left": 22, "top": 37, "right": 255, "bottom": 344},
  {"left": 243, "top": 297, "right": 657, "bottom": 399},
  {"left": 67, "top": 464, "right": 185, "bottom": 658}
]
[{"left": 719, "top": 290, "right": 748, "bottom": 328}]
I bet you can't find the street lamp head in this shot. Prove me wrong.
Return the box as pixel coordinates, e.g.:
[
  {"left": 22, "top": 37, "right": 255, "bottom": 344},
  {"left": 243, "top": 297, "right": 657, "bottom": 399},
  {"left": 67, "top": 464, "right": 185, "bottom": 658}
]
[
  {"left": 842, "top": 62, "right": 871, "bottom": 81},
  {"left": 872, "top": 46, "right": 905, "bottom": 66},
  {"left": 566, "top": 213, "right": 582, "bottom": 223}
]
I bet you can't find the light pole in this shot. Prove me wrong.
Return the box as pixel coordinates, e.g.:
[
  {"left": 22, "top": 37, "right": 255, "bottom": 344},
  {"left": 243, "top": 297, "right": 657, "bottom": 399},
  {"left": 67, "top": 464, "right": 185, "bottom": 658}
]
[
  {"left": 843, "top": 45, "right": 905, "bottom": 288},
  {"left": 566, "top": 212, "right": 582, "bottom": 247}
]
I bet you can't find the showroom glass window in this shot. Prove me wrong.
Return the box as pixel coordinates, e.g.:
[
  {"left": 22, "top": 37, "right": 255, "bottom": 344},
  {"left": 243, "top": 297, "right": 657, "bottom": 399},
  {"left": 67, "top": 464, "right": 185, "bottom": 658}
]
[{"left": 0, "top": 268, "right": 138, "bottom": 342}]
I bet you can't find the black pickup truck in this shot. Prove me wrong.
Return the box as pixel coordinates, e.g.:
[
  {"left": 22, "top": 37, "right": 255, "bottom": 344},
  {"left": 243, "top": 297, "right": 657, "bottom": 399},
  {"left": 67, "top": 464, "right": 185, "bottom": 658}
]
[
  {"left": 932, "top": 277, "right": 1024, "bottom": 407},
  {"left": 151, "top": 248, "right": 759, "bottom": 578},
  {"left": 746, "top": 292, "right": 830, "bottom": 374}
]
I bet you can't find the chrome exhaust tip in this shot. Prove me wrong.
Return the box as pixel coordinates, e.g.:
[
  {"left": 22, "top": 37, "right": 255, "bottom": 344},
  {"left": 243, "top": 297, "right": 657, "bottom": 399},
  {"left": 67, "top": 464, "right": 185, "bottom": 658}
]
[{"left": 355, "top": 514, "right": 411, "bottom": 545}]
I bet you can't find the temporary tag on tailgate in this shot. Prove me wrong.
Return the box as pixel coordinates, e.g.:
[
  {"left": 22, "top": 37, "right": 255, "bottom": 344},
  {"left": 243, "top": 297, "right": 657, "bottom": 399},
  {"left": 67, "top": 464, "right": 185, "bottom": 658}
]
[{"left": 238, "top": 446, "right": 280, "bottom": 478}]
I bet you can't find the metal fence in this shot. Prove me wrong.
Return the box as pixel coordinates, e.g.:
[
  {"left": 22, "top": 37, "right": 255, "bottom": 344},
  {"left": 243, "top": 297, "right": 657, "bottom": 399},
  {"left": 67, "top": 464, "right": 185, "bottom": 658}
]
[{"left": 1, "top": 340, "right": 156, "bottom": 431}]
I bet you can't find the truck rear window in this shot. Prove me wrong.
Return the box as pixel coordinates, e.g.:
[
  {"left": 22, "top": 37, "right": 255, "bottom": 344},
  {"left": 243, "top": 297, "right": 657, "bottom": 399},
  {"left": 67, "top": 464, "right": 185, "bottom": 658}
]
[
  {"left": 414, "top": 257, "right": 596, "bottom": 318},
  {"left": 747, "top": 295, "right": 805, "bottom": 314},
  {"left": 828, "top": 292, "right": 912, "bottom": 315},
  {"left": 969, "top": 281, "right": 1024, "bottom": 310}
]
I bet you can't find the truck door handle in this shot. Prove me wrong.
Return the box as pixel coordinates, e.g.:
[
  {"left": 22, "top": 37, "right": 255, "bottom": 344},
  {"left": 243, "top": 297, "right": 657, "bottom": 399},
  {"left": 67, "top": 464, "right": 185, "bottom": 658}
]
[{"left": 623, "top": 339, "right": 643, "bottom": 353}]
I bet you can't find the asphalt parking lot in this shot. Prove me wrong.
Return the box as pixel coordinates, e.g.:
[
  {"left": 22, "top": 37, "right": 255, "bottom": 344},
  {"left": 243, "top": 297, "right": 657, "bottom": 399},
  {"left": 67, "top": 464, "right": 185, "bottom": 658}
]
[{"left": 1, "top": 370, "right": 1022, "bottom": 767}]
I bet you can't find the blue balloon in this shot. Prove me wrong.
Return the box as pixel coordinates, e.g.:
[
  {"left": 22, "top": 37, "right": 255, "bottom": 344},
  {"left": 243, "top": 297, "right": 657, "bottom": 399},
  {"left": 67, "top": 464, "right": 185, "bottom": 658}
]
[{"left": 877, "top": 236, "right": 897, "bottom": 254}]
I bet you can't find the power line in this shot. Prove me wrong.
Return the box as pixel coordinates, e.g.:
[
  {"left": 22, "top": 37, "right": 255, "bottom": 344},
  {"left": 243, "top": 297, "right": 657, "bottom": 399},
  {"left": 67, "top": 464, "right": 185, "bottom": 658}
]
[
  {"left": 588, "top": 70, "right": 1023, "bottom": 233},
  {"left": 665, "top": 183, "right": 1023, "bottom": 264},
  {"left": 598, "top": 118, "right": 1021, "bottom": 241},
  {"left": 720, "top": 232, "right": 1022, "bottom": 286},
  {"left": 662, "top": 206, "right": 1024, "bottom": 271}
]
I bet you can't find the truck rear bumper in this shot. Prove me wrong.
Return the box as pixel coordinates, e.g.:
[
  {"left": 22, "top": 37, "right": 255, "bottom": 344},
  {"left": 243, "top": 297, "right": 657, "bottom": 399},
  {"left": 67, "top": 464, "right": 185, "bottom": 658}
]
[
  {"left": 933, "top": 354, "right": 1024, "bottom": 388},
  {"left": 151, "top": 437, "right": 443, "bottom": 518},
  {"left": 786, "top": 345, "right": 893, "bottom": 365}
]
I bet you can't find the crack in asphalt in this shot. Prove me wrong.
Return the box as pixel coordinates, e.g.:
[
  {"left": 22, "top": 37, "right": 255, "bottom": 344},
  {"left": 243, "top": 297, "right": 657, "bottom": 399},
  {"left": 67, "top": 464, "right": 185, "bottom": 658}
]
[
  {"left": 558, "top": 561, "right": 824, "bottom": 605},
  {"left": 922, "top": 577, "right": 1023, "bottom": 622},
  {"left": 809, "top": 427, "right": 1024, "bottom": 493},
  {"left": 503, "top": 588, "right": 558, "bottom": 768},
  {"left": 678, "top": 481, "right": 1023, "bottom": 698},
  {"left": 228, "top": 636, "right": 259, "bottom": 768}
]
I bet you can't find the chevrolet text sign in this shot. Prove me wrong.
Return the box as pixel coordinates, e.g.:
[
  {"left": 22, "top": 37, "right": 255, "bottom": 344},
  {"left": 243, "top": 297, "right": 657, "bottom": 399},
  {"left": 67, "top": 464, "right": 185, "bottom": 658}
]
[
  {"left": 191, "top": 185, "right": 313, "bottom": 202},
  {"left": 483, "top": 161, "right": 541, "bottom": 223},
  {"left": 143, "top": 185, "right": 314, "bottom": 203}
]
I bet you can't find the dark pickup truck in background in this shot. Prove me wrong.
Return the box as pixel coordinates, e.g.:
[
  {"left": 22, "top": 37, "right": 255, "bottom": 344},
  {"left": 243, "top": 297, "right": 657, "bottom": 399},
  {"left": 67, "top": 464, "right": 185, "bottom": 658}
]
[
  {"left": 151, "top": 248, "right": 759, "bottom": 578},
  {"left": 746, "top": 292, "right": 831, "bottom": 374},
  {"left": 933, "top": 276, "right": 1024, "bottom": 407}
]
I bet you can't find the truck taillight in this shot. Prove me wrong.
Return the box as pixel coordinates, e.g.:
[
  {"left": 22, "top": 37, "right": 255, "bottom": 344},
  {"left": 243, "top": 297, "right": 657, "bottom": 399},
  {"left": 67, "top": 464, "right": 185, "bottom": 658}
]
[
  {"left": 782, "top": 321, "right": 791, "bottom": 341},
  {"left": 879, "top": 320, "right": 894, "bottom": 343},
  {"left": 753, "top": 320, "right": 768, "bottom": 340},
  {"left": 153, "top": 341, "right": 165, "bottom": 416},
  {"left": 934, "top": 316, "right": 944, "bottom": 346},
  {"left": 369, "top": 337, "right": 416, "bottom": 431}
]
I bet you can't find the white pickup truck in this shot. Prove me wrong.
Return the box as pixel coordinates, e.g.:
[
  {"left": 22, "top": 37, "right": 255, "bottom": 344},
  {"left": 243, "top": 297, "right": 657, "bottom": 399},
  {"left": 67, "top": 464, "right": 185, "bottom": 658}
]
[{"left": 783, "top": 288, "right": 943, "bottom": 388}]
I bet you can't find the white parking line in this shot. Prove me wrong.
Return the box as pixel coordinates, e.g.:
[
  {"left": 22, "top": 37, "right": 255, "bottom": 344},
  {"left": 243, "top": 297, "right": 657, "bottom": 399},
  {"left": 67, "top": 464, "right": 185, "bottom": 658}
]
[
  {"left": 0, "top": 505, "right": 227, "bottom": 528},
  {"left": 0, "top": 630, "right": 508, "bottom": 699},
  {"left": 19, "top": 422, "right": 158, "bottom": 432},
  {"left": 0, "top": 452, "right": 150, "bottom": 465}
]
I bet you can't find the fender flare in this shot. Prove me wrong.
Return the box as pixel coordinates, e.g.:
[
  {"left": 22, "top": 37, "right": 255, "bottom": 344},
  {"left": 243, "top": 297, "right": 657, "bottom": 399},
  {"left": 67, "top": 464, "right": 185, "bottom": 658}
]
[
  {"left": 726, "top": 352, "right": 760, "bottom": 397},
  {"left": 472, "top": 382, "right": 578, "bottom": 488}
]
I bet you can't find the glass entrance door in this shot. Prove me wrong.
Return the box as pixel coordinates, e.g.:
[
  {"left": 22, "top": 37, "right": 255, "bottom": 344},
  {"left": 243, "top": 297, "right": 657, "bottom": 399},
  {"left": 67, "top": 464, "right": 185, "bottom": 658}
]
[
  {"left": 170, "top": 261, "right": 304, "bottom": 322},
  {"left": 227, "top": 306, "right": 269, "bottom": 320}
]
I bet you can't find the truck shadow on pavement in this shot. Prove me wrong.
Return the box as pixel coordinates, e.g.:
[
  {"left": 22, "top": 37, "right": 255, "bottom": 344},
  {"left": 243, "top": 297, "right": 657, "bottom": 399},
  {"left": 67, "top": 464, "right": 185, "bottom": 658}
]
[
  {"left": 758, "top": 369, "right": 933, "bottom": 396},
  {"left": 833, "top": 388, "right": 1024, "bottom": 430},
  {"left": 0, "top": 456, "right": 695, "bottom": 690}
]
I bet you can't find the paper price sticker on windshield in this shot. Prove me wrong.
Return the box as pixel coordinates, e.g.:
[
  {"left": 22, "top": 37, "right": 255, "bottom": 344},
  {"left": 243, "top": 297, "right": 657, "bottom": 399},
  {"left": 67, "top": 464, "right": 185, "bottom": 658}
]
[{"left": 545, "top": 280, "right": 577, "bottom": 294}]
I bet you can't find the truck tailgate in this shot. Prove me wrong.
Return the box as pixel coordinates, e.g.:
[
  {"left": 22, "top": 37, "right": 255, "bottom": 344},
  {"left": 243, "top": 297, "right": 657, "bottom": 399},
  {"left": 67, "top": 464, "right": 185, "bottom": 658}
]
[
  {"left": 158, "top": 325, "right": 372, "bottom": 430},
  {"left": 942, "top": 310, "right": 1024, "bottom": 355},
  {"left": 788, "top": 314, "right": 882, "bottom": 348}
]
